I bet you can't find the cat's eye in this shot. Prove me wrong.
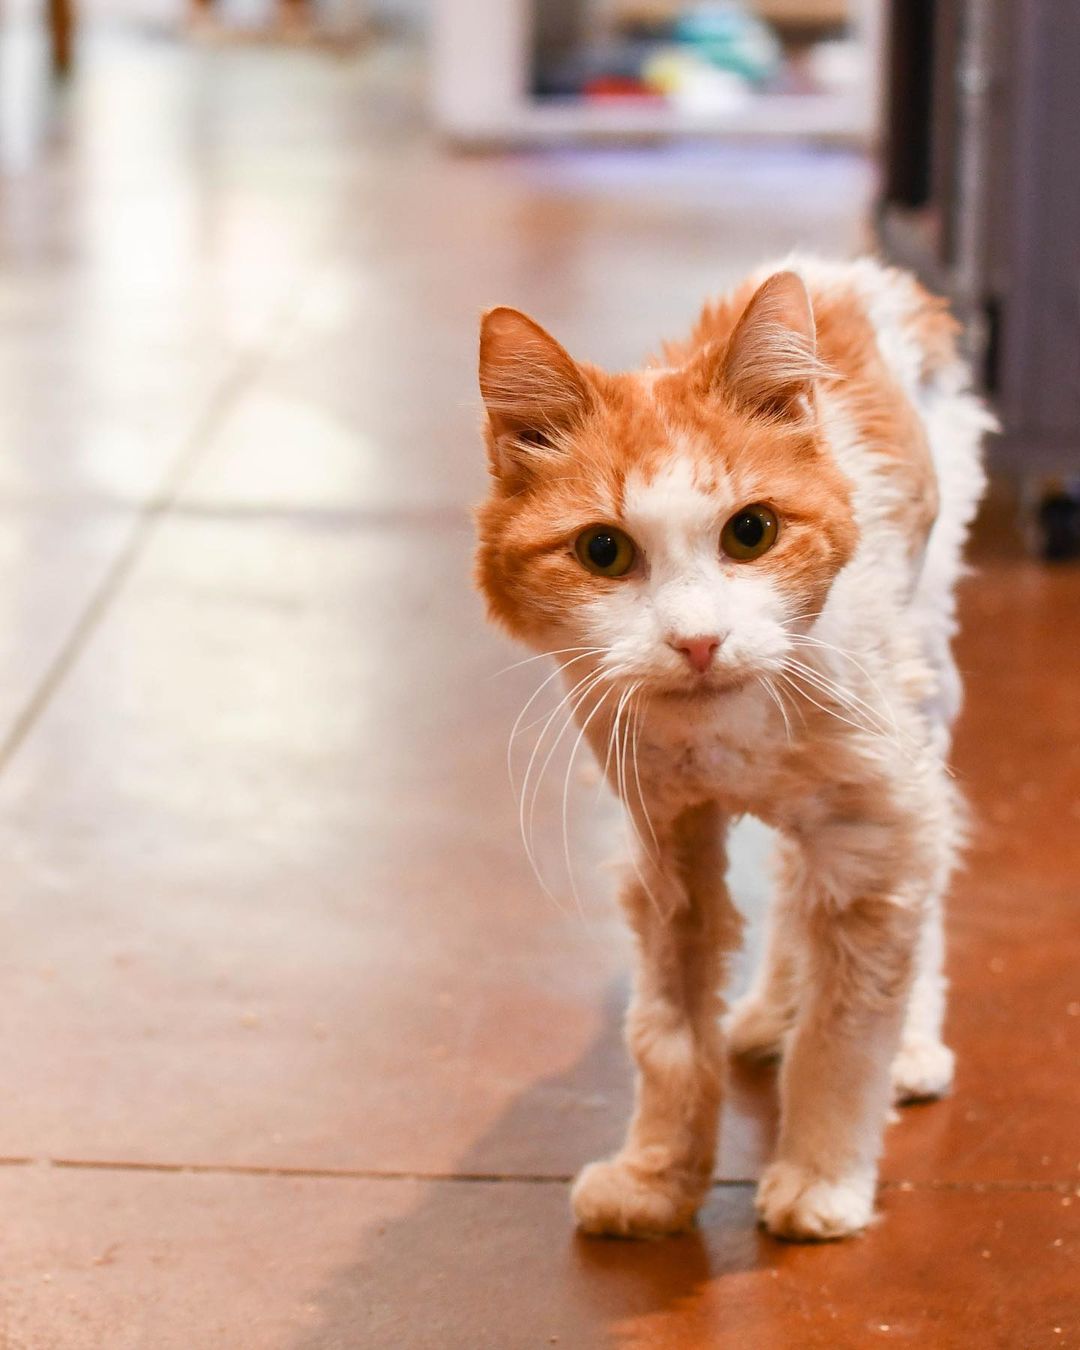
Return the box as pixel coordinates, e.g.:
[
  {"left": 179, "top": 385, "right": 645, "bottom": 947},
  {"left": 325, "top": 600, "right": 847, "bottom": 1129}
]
[
  {"left": 575, "top": 525, "right": 637, "bottom": 578},
  {"left": 721, "top": 504, "right": 779, "bottom": 561},
  {"left": 515, "top": 427, "right": 553, "bottom": 449}
]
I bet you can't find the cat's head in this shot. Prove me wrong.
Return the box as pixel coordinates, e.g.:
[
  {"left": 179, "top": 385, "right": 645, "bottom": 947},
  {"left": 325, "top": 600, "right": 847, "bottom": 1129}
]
[{"left": 474, "top": 271, "right": 856, "bottom": 697}]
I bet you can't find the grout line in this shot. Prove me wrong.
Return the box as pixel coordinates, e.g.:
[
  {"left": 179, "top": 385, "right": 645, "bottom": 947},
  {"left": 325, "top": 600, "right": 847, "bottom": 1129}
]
[
  {"left": 0, "top": 1156, "right": 1074, "bottom": 1194},
  {"left": 0, "top": 1158, "right": 579, "bottom": 1184},
  {"left": 0, "top": 300, "right": 307, "bottom": 777}
]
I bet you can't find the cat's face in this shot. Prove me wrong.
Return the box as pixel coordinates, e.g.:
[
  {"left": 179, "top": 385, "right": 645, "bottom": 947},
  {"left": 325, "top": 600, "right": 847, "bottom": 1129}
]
[{"left": 475, "top": 272, "right": 857, "bottom": 699}]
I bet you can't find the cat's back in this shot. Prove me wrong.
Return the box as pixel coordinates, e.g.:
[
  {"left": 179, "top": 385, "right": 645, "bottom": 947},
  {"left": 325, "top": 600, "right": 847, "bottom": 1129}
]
[{"left": 680, "top": 255, "right": 962, "bottom": 398}]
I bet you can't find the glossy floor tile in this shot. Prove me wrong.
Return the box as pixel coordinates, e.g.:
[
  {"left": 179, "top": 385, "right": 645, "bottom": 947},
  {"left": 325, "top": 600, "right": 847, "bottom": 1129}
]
[
  {"left": 0, "top": 1166, "right": 1074, "bottom": 1350},
  {"left": 0, "top": 513, "right": 776, "bottom": 1177},
  {"left": 0, "top": 24, "right": 1076, "bottom": 1350}
]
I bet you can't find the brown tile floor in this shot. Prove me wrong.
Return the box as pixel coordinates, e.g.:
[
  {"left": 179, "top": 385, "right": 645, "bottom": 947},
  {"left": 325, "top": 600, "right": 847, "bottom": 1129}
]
[{"left": 0, "top": 28, "right": 1077, "bottom": 1350}]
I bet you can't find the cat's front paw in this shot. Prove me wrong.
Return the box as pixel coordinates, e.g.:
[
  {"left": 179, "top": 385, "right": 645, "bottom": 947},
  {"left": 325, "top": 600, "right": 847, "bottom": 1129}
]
[
  {"left": 755, "top": 1160, "right": 875, "bottom": 1241},
  {"left": 891, "top": 1037, "right": 955, "bottom": 1103},
  {"left": 723, "top": 994, "right": 793, "bottom": 1060},
  {"left": 571, "top": 1156, "right": 704, "bottom": 1239}
]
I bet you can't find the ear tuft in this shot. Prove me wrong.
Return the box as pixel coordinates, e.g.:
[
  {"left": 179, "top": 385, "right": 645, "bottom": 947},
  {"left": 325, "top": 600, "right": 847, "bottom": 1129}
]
[
  {"left": 478, "top": 308, "right": 592, "bottom": 470},
  {"left": 721, "top": 271, "right": 824, "bottom": 421}
]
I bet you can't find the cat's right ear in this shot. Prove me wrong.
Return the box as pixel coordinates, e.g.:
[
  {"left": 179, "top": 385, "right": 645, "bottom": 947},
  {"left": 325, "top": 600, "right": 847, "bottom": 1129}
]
[
  {"left": 478, "top": 307, "right": 592, "bottom": 475},
  {"left": 717, "top": 271, "right": 823, "bottom": 423}
]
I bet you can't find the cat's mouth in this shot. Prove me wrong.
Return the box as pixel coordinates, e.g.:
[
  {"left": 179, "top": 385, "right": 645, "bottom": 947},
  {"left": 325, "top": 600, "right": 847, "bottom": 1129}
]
[{"left": 651, "top": 670, "right": 753, "bottom": 701}]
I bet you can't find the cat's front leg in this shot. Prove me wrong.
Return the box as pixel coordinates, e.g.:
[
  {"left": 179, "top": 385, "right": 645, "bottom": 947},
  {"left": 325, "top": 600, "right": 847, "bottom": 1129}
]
[
  {"left": 572, "top": 801, "right": 741, "bottom": 1238},
  {"left": 755, "top": 825, "right": 931, "bottom": 1241}
]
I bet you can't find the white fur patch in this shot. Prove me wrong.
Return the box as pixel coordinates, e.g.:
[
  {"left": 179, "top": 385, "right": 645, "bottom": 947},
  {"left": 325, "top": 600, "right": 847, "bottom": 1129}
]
[{"left": 586, "top": 452, "right": 789, "bottom": 691}]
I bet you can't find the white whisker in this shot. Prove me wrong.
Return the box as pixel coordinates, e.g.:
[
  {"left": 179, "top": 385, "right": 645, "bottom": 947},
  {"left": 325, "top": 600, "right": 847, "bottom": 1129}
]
[
  {"left": 614, "top": 682, "right": 663, "bottom": 918},
  {"left": 781, "top": 655, "right": 913, "bottom": 744},
  {"left": 507, "top": 649, "right": 603, "bottom": 793},
  {"left": 780, "top": 608, "right": 829, "bottom": 629},
  {"left": 785, "top": 634, "right": 912, "bottom": 739},
  {"left": 775, "top": 667, "right": 918, "bottom": 765},
  {"left": 491, "top": 645, "right": 606, "bottom": 680},
  {"left": 560, "top": 680, "right": 615, "bottom": 920},
  {"left": 629, "top": 690, "right": 660, "bottom": 859},
  {"left": 774, "top": 668, "right": 882, "bottom": 745},
  {"left": 523, "top": 660, "right": 636, "bottom": 898},
  {"left": 757, "top": 673, "right": 793, "bottom": 746},
  {"left": 516, "top": 664, "right": 610, "bottom": 909}
]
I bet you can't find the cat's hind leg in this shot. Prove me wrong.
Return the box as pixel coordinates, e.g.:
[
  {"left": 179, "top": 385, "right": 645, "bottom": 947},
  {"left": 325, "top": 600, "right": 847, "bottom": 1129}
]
[
  {"left": 891, "top": 663, "right": 962, "bottom": 1103},
  {"left": 727, "top": 841, "right": 956, "bottom": 1101},
  {"left": 891, "top": 887, "right": 955, "bottom": 1103},
  {"left": 725, "top": 839, "right": 802, "bottom": 1060},
  {"left": 753, "top": 787, "right": 956, "bottom": 1241},
  {"left": 571, "top": 802, "right": 741, "bottom": 1238}
]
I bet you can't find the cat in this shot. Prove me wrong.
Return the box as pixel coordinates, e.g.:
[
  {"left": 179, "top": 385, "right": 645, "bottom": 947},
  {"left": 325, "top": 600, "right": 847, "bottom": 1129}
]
[{"left": 473, "top": 258, "right": 991, "bottom": 1241}]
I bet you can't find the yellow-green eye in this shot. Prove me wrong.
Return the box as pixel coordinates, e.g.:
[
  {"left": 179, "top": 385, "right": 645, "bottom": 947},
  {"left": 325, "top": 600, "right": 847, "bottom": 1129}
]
[
  {"left": 721, "top": 504, "right": 779, "bottom": 560},
  {"left": 575, "top": 525, "right": 637, "bottom": 578}
]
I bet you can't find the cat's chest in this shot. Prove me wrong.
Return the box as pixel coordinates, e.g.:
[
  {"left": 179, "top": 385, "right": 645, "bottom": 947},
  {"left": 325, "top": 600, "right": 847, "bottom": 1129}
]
[{"left": 631, "top": 693, "right": 788, "bottom": 818}]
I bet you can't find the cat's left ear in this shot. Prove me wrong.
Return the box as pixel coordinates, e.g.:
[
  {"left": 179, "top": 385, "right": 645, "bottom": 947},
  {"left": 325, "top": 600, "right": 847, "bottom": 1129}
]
[{"left": 706, "top": 271, "right": 823, "bottom": 422}]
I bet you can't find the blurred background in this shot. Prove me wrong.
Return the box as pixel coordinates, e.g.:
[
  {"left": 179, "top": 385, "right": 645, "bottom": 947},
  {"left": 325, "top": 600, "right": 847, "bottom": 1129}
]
[
  {"left": 0, "top": 3, "right": 1076, "bottom": 1347},
  {"left": 5, "top": 0, "right": 1077, "bottom": 537}
]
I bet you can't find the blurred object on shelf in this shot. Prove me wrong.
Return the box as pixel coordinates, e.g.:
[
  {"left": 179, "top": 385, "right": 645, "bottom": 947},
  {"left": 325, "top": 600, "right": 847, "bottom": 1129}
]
[
  {"left": 534, "top": 2, "right": 838, "bottom": 106},
  {"left": 186, "top": 0, "right": 369, "bottom": 45},
  {"left": 432, "top": 0, "right": 879, "bottom": 144},
  {"left": 644, "top": 49, "right": 752, "bottom": 113},
  {"left": 642, "top": 47, "right": 753, "bottom": 115},
  {"left": 534, "top": 2, "right": 781, "bottom": 110},
  {"left": 532, "top": 32, "right": 659, "bottom": 98},
  {"left": 671, "top": 4, "right": 780, "bottom": 83},
  {"left": 802, "top": 34, "right": 863, "bottom": 91},
  {"left": 582, "top": 73, "right": 664, "bottom": 99}
]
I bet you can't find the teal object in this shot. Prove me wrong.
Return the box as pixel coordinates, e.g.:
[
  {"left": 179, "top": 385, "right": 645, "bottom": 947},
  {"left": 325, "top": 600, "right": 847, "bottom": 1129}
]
[{"left": 673, "top": 3, "right": 781, "bottom": 84}]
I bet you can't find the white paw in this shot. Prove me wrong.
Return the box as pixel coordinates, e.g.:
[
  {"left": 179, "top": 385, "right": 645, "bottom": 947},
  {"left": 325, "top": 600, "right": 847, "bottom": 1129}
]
[
  {"left": 571, "top": 1157, "right": 703, "bottom": 1239},
  {"left": 755, "top": 1160, "right": 876, "bottom": 1241},
  {"left": 891, "top": 1038, "right": 955, "bottom": 1103},
  {"left": 723, "top": 994, "right": 792, "bottom": 1061}
]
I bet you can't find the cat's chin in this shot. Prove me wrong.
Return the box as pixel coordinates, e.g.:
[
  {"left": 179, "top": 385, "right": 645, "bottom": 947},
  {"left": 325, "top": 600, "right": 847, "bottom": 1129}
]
[{"left": 649, "top": 672, "right": 752, "bottom": 701}]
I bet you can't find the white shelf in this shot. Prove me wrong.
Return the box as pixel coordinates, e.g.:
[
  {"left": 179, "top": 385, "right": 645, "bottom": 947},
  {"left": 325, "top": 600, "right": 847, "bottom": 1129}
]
[
  {"left": 431, "top": 0, "right": 883, "bottom": 148},
  {"left": 467, "top": 91, "right": 870, "bottom": 146}
]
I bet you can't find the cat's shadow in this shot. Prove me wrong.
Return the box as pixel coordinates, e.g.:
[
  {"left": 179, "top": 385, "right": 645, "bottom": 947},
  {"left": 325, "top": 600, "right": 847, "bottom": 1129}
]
[{"left": 289, "top": 980, "right": 783, "bottom": 1350}]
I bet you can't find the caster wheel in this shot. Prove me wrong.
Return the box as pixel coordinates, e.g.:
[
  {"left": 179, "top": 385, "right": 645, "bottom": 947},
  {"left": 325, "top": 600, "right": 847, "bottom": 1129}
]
[{"left": 1035, "top": 487, "right": 1080, "bottom": 561}]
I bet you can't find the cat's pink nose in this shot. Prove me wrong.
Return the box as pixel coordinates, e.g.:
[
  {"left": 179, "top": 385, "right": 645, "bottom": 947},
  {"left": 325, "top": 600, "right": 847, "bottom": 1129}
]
[{"left": 669, "top": 635, "right": 722, "bottom": 674}]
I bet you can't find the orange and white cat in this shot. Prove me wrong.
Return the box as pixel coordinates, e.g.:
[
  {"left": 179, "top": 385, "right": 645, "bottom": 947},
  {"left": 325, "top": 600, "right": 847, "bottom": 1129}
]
[{"left": 474, "top": 259, "right": 991, "bottom": 1240}]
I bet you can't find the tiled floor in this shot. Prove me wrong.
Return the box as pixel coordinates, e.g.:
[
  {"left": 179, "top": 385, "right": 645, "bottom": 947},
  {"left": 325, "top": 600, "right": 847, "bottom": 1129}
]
[{"left": 0, "top": 28, "right": 1077, "bottom": 1350}]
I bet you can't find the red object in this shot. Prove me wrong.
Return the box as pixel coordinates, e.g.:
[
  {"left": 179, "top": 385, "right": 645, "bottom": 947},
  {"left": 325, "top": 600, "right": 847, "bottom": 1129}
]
[{"left": 582, "top": 76, "right": 664, "bottom": 101}]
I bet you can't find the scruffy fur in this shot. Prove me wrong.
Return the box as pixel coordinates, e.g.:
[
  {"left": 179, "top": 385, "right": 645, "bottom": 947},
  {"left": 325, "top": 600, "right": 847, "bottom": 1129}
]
[{"left": 474, "top": 258, "right": 991, "bottom": 1241}]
